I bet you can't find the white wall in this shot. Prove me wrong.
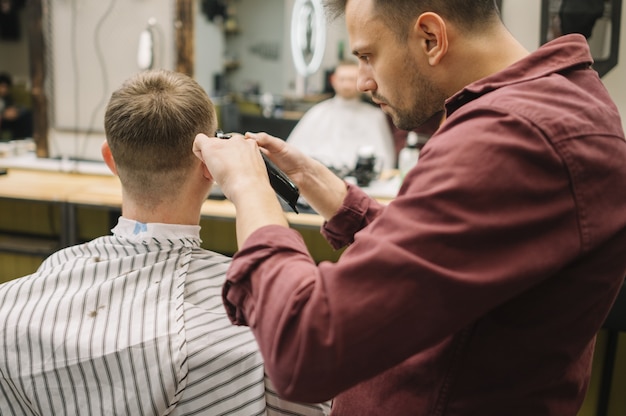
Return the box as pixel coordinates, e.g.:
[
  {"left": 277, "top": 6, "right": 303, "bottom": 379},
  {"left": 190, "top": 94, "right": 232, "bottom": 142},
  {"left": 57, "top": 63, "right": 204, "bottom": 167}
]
[
  {"left": 501, "top": 0, "right": 543, "bottom": 52},
  {"left": 48, "top": 0, "right": 175, "bottom": 132},
  {"left": 202, "top": 0, "right": 349, "bottom": 97},
  {"left": 224, "top": 0, "right": 287, "bottom": 94},
  {"left": 46, "top": 0, "right": 175, "bottom": 160},
  {"left": 194, "top": 1, "right": 224, "bottom": 97}
]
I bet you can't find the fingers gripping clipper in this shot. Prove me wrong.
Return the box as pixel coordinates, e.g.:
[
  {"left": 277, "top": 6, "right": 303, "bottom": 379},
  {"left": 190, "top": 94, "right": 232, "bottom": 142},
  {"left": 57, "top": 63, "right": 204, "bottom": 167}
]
[{"left": 216, "top": 131, "right": 300, "bottom": 213}]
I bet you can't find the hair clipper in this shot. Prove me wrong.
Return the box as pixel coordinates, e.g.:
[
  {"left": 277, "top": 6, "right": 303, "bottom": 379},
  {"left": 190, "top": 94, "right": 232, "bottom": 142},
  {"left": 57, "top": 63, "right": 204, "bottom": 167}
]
[{"left": 216, "top": 131, "right": 300, "bottom": 213}]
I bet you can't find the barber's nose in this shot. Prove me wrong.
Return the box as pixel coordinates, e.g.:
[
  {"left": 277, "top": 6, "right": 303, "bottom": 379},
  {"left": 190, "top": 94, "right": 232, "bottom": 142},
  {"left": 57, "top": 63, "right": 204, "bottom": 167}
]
[{"left": 357, "top": 76, "right": 377, "bottom": 93}]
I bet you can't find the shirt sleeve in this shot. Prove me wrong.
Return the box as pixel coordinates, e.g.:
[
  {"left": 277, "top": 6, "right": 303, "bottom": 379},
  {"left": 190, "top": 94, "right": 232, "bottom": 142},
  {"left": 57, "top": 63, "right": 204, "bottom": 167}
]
[{"left": 321, "top": 182, "right": 385, "bottom": 249}]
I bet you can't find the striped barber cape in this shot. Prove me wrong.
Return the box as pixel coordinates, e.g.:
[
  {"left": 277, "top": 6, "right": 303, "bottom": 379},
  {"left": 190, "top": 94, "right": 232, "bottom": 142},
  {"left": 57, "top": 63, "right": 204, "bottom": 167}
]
[{"left": 0, "top": 218, "right": 331, "bottom": 416}]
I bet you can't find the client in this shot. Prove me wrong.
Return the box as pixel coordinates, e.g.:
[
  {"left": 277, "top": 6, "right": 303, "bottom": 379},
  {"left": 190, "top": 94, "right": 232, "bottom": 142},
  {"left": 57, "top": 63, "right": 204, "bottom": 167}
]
[{"left": 0, "top": 69, "right": 330, "bottom": 416}]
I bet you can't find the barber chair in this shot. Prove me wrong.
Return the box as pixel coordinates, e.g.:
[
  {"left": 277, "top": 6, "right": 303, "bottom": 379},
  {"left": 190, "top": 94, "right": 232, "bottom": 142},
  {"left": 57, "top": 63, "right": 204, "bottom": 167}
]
[{"left": 597, "top": 281, "right": 626, "bottom": 416}]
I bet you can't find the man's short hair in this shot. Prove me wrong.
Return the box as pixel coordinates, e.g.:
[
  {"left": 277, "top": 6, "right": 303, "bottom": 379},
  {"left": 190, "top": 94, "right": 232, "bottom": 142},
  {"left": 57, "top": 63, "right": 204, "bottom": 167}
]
[
  {"left": 324, "top": 0, "right": 501, "bottom": 39},
  {"left": 104, "top": 69, "right": 216, "bottom": 200}
]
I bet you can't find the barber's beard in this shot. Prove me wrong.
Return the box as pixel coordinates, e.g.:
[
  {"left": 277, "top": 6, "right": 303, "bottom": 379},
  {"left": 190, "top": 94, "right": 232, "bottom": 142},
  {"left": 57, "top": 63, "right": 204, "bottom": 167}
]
[{"left": 376, "top": 67, "right": 447, "bottom": 131}]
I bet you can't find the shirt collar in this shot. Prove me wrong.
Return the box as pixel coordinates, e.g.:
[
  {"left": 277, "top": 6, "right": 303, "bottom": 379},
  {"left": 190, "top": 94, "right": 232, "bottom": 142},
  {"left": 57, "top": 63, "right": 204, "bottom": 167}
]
[
  {"left": 445, "top": 34, "right": 593, "bottom": 115},
  {"left": 112, "top": 216, "right": 202, "bottom": 246}
]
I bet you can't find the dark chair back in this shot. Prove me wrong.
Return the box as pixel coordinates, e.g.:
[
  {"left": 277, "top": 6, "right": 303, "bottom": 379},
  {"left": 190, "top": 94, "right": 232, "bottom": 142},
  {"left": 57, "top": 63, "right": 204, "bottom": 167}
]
[
  {"left": 597, "top": 280, "right": 626, "bottom": 416},
  {"left": 603, "top": 282, "right": 626, "bottom": 331}
]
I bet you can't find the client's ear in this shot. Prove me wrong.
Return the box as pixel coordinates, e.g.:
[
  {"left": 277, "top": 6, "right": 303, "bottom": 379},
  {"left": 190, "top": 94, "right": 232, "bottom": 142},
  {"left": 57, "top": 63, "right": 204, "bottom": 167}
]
[
  {"left": 200, "top": 161, "right": 213, "bottom": 183},
  {"left": 101, "top": 141, "right": 118, "bottom": 175}
]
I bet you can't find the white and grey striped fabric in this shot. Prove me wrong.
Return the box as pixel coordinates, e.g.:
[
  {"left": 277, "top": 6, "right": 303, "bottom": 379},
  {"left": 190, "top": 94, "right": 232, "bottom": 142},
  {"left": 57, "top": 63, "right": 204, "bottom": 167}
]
[{"left": 0, "top": 218, "right": 331, "bottom": 416}]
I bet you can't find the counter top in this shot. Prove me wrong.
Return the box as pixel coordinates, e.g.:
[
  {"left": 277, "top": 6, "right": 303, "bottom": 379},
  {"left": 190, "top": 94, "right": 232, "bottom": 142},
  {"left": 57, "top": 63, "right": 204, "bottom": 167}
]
[
  {"left": 0, "top": 166, "right": 325, "bottom": 228},
  {"left": 0, "top": 154, "right": 398, "bottom": 229}
]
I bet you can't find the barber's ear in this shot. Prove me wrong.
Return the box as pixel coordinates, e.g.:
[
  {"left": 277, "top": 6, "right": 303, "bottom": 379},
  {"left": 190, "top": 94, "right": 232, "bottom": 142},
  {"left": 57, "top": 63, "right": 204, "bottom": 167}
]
[
  {"left": 101, "top": 141, "right": 118, "bottom": 176},
  {"left": 414, "top": 12, "right": 448, "bottom": 66}
]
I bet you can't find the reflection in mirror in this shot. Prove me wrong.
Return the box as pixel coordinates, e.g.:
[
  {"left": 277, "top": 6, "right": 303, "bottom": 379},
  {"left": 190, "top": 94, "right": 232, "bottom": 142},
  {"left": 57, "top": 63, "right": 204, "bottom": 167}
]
[
  {"left": 541, "top": 0, "right": 621, "bottom": 77},
  {"left": 27, "top": 0, "right": 192, "bottom": 160}
]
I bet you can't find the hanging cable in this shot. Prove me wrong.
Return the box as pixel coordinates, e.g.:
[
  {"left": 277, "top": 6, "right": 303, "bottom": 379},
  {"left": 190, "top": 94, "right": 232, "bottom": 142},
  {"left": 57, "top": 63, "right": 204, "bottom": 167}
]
[{"left": 77, "top": 0, "right": 117, "bottom": 160}]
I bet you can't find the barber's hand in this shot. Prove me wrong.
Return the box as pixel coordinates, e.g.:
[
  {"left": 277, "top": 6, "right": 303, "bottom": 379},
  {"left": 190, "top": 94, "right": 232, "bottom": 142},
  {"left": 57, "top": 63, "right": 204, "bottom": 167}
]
[
  {"left": 245, "top": 131, "right": 311, "bottom": 187},
  {"left": 246, "top": 131, "right": 349, "bottom": 221},
  {"left": 193, "top": 132, "right": 272, "bottom": 205},
  {"left": 194, "top": 132, "right": 289, "bottom": 245}
]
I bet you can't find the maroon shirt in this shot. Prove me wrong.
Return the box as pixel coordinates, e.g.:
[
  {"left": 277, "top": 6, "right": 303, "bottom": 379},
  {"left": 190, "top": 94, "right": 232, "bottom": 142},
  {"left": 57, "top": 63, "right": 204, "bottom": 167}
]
[{"left": 223, "top": 34, "right": 626, "bottom": 415}]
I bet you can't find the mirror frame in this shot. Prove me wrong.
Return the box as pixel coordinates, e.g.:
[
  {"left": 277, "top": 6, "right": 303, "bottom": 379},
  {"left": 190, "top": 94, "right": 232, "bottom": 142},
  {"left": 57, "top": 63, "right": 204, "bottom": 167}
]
[
  {"left": 26, "top": 0, "right": 194, "bottom": 159},
  {"left": 540, "top": 0, "right": 621, "bottom": 78},
  {"left": 26, "top": 0, "right": 47, "bottom": 157}
]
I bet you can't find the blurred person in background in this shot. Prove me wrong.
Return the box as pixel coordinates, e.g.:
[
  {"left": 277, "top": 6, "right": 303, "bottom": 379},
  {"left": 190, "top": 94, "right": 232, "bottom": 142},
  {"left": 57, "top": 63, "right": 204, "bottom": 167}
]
[
  {"left": 287, "top": 59, "right": 395, "bottom": 175},
  {"left": 0, "top": 72, "right": 33, "bottom": 140}
]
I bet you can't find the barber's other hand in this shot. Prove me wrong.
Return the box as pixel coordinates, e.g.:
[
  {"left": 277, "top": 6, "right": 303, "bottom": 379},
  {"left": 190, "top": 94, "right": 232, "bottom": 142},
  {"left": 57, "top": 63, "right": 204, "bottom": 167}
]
[
  {"left": 245, "top": 131, "right": 310, "bottom": 186},
  {"left": 193, "top": 132, "right": 272, "bottom": 205},
  {"left": 246, "top": 131, "right": 349, "bottom": 221}
]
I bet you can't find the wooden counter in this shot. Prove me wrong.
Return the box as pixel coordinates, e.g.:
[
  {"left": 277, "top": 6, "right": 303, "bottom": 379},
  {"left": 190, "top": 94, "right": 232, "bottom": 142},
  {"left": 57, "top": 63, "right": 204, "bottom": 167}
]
[
  {"left": 0, "top": 168, "right": 104, "bottom": 202},
  {"left": 0, "top": 167, "right": 342, "bottom": 280},
  {"left": 0, "top": 168, "right": 325, "bottom": 227}
]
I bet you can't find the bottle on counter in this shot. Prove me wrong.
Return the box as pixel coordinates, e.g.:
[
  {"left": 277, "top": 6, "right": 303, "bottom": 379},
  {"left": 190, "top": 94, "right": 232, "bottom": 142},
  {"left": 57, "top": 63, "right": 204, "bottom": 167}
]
[{"left": 398, "top": 131, "right": 420, "bottom": 178}]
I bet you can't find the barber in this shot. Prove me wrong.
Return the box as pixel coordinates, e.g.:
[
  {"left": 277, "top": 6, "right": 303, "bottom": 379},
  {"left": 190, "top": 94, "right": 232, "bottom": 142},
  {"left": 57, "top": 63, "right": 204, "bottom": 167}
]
[{"left": 193, "top": 0, "right": 626, "bottom": 414}]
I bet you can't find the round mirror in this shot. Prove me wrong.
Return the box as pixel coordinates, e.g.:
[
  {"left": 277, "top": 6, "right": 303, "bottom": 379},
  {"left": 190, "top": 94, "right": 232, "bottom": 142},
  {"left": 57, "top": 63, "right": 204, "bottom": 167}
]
[{"left": 290, "top": 0, "right": 326, "bottom": 77}]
